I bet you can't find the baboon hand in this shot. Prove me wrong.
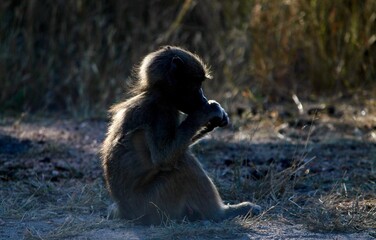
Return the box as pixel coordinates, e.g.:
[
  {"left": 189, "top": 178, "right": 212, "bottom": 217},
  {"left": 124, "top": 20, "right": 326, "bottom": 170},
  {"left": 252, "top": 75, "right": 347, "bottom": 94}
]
[{"left": 206, "top": 100, "right": 229, "bottom": 129}]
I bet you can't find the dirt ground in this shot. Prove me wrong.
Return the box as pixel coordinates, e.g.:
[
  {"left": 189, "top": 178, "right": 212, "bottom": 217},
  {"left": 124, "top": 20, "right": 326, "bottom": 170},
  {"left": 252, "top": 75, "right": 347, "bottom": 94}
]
[{"left": 1, "top": 100, "right": 375, "bottom": 239}]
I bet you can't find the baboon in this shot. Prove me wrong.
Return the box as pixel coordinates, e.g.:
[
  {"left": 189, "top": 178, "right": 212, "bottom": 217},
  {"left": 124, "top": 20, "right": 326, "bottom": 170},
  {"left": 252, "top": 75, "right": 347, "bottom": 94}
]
[{"left": 101, "top": 46, "right": 261, "bottom": 225}]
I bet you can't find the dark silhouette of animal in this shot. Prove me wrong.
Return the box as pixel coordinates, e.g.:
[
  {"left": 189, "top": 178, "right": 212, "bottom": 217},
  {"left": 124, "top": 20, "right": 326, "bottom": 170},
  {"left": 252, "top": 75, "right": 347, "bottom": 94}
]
[{"left": 101, "top": 46, "right": 261, "bottom": 225}]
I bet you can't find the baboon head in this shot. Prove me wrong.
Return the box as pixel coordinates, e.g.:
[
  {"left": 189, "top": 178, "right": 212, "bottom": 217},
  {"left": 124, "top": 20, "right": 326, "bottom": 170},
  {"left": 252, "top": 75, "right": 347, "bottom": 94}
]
[{"left": 138, "top": 46, "right": 212, "bottom": 114}]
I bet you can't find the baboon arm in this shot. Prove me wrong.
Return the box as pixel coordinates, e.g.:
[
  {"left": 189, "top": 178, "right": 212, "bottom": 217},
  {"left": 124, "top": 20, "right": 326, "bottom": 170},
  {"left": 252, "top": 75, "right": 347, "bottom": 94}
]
[
  {"left": 191, "top": 102, "right": 229, "bottom": 143},
  {"left": 144, "top": 114, "right": 204, "bottom": 167}
]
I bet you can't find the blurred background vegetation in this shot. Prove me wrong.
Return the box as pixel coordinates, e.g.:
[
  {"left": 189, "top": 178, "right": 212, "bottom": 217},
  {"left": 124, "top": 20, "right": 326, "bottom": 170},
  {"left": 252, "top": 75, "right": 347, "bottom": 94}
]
[{"left": 0, "top": 0, "right": 375, "bottom": 115}]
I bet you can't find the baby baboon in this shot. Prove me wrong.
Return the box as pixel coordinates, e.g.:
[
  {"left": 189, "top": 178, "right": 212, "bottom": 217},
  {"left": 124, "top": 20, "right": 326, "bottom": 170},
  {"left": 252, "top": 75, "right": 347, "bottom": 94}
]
[{"left": 101, "top": 46, "right": 261, "bottom": 225}]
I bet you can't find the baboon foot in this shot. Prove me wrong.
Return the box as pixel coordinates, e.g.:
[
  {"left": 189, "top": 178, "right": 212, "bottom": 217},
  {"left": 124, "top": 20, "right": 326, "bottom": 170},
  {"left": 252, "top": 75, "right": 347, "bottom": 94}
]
[{"left": 224, "top": 202, "right": 262, "bottom": 219}]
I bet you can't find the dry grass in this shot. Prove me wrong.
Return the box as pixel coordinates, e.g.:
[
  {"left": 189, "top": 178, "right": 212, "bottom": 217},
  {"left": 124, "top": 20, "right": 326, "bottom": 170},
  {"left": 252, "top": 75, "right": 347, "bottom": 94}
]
[
  {"left": 212, "top": 113, "right": 376, "bottom": 234},
  {"left": 1, "top": 103, "right": 375, "bottom": 238},
  {"left": 0, "top": 179, "right": 108, "bottom": 219},
  {"left": 303, "top": 193, "right": 376, "bottom": 232},
  {"left": 1, "top": 148, "right": 375, "bottom": 239},
  {"left": 0, "top": 179, "right": 261, "bottom": 239},
  {"left": 0, "top": 0, "right": 375, "bottom": 113},
  {"left": 150, "top": 218, "right": 258, "bottom": 240},
  {"left": 236, "top": 163, "right": 376, "bottom": 233},
  {"left": 0, "top": 179, "right": 111, "bottom": 239}
]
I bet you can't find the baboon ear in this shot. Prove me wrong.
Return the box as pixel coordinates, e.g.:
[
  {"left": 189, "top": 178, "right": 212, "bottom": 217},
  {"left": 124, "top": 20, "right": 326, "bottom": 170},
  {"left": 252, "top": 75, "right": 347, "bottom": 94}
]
[
  {"left": 171, "top": 56, "right": 184, "bottom": 71},
  {"left": 168, "top": 56, "right": 184, "bottom": 86}
]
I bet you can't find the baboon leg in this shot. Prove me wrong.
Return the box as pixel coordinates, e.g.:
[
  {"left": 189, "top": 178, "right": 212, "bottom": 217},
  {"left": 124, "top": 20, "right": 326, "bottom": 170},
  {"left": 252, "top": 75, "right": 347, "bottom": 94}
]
[
  {"left": 116, "top": 155, "right": 224, "bottom": 225},
  {"left": 181, "top": 156, "right": 261, "bottom": 220},
  {"left": 223, "top": 202, "right": 262, "bottom": 219},
  {"left": 116, "top": 154, "right": 260, "bottom": 225},
  {"left": 113, "top": 149, "right": 261, "bottom": 225},
  {"left": 179, "top": 155, "right": 226, "bottom": 221},
  {"left": 180, "top": 155, "right": 261, "bottom": 220}
]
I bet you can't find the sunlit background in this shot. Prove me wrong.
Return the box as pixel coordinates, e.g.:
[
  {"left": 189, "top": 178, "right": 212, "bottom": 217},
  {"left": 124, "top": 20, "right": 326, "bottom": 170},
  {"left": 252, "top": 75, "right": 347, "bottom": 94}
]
[{"left": 1, "top": 0, "right": 375, "bottom": 114}]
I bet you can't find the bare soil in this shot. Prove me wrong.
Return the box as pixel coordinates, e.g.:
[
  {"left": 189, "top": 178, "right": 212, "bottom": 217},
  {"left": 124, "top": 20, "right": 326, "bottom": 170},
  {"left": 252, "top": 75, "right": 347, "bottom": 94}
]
[{"left": 1, "top": 101, "right": 375, "bottom": 239}]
